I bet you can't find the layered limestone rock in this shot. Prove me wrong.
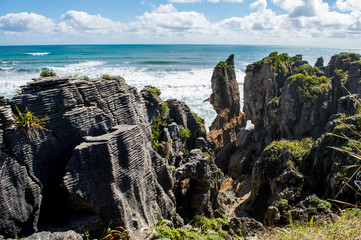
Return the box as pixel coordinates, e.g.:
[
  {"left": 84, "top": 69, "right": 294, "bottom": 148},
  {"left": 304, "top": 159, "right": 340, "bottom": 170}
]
[
  {"left": 239, "top": 52, "right": 361, "bottom": 222},
  {"left": 0, "top": 76, "right": 222, "bottom": 238},
  {"left": 140, "top": 86, "right": 222, "bottom": 221},
  {"left": 213, "top": 52, "right": 361, "bottom": 224},
  {"left": 208, "top": 54, "right": 245, "bottom": 151}
]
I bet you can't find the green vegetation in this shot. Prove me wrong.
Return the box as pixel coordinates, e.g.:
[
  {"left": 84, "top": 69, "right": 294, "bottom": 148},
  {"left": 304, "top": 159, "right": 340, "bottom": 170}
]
[
  {"left": 287, "top": 73, "right": 331, "bottom": 100},
  {"left": 260, "top": 138, "right": 313, "bottom": 177},
  {"left": 149, "top": 87, "right": 161, "bottom": 96},
  {"left": 193, "top": 112, "right": 206, "bottom": 133},
  {"left": 180, "top": 128, "right": 191, "bottom": 141},
  {"left": 101, "top": 74, "right": 113, "bottom": 80},
  {"left": 252, "top": 52, "right": 299, "bottom": 73},
  {"left": 154, "top": 225, "right": 204, "bottom": 240},
  {"left": 12, "top": 105, "right": 49, "bottom": 140},
  {"left": 334, "top": 52, "right": 361, "bottom": 65},
  {"left": 82, "top": 75, "right": 91, "bottom": 81},
  {"left": 279, "top": 199, "right": 289, "bottom": 210},
  {"left": 202, "top": 152, "right": 212, "bottom": 159},
  {"left": 268, "top": 96, "right": 280, "bottom": 106},
  {"left": 216, "top": 54, "right": 234, "bottom": 70},
  {"left": 151, "top": 102, "right": 168, "bottom": 152},
  {"left": 309, "top": 198, "right": 331, "bottom": 211},
  {"left": 154, "top": 214, "right": 239, "bottom": 240},
  {"left": 263, "top": 138, "right": 313, "bottom": 162},
  {"left": 84, "top": 223, "right": 128, "bottom": 240},
  {"left": 265, "top": 208, "right": 361, "bottom": 240},
  {"left": 40, "top": 69, "right": 56, "bottom": 77}
]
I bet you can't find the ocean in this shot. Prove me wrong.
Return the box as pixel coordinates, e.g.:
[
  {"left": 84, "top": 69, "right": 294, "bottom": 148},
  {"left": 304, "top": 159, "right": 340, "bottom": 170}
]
[{"left": 1, "top": 44, "right": 360, "bottom": 128}]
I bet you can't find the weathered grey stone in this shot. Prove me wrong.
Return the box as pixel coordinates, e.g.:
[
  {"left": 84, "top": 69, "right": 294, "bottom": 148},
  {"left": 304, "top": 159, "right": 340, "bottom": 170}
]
[
  {"left": 0, "top": 77, "right": 160, "bottom": 236},
  {"left": 314, "top": 57, "right": 324, "bottom": 67},
  {"left": 264, "top": 206, "right": 280, "bottom": 226},
  {"left": 208, "top": 54, "right": 245, "bottom": 151},
  {"left": 0, "top": 152, "right": 41, "bottom": 238},
  {"left": 236, "top": 129, "right": 253, "bottom": 148},
  {"left": 63, "top": 125, "right": 175, "bottom": 230},
  {"left": 128, "top": 228, "right": 159, "bottom": 240},
  {"left": 22, "top": 230, "right": 82, "bottom": 240},
  {"left": 229, "top": 217, "right": 264, "bottom": 237},
  {"left": 174, "top": 149, "right": 223, "bottom": 220}
]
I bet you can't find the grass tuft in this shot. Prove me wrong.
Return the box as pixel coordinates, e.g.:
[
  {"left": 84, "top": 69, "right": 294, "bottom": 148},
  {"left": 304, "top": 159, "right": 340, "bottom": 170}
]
[
  {"left": 40, "top": 69, "right": 56, "bottom": 77},
  {"left": 12, "top": 105, "right": 49, "bottom": 140},
  {"left": 264, "top": 208, "right": 361, "bottom": 240}
]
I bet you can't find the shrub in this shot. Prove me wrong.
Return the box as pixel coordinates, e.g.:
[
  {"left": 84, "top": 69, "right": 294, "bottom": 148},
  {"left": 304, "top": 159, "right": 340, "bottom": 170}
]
[
  {"left": 287, "top": 73, "right": 331, "bottom": 100},
  {"left": 149, "top": 87, "right": 161, "bottom": 96},
  {"left": 193, "top": 112, "right": 206, "bottom": 133},
  {"left": 101, "top": 74, "right": 113, "bottom": 80},
  {"left": 180, "top": 128, "right": 191, "bottom": 141},
  {"left": 215, "top": 54, "right": 234, "bottom": 70},
  {"left": 203, "top": 152, "right": 211, "bottom": 159},
  {"left": 154, "top": 225, "right": 202, "bottom": 240},
  {"left": 12, "top": 105, "right": 49, "bottom": 140},
  {"left": 82, "top": 75, "right": 91, "bottom": 81},
  {"left": 40, "top": 69, "right": 56, "bottom": 77}
]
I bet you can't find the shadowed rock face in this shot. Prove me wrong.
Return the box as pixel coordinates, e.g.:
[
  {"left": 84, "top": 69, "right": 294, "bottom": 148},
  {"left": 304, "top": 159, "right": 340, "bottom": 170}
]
[
  {"left": 223, "top": 52, "right": 361, "bottom": 223},
  {"left": 0, "top": 76, "right": 222, "bottom": 238},
  {"left": 208, "top": 54, "right": 245, "bottom": 151}
]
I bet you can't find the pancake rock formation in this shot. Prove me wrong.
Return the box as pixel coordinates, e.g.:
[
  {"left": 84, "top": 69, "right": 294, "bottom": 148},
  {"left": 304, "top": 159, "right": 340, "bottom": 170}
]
[{"left": 0, "top": 75, "right": 222, "bottom": 238}]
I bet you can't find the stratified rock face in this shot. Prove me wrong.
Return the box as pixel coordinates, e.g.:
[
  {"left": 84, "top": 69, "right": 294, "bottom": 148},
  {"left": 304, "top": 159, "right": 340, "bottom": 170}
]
[
  {"left": 0, "top": 76, "right": 222, "bottom": 238},
  {"left": 208, "top": 54, "right": 245, "bottom": 151},
  {"left": 63, "top": 125, "right": 175, "bottom": 230},
  {"left": 210, "top": 54, "right": 240, "bottom": 116},
  {"left": 236, "top": 53, "right": 361, "bottom": 222},
  {"left": 219, "top": 52, "right": 361, "bottom": 223},
  {"left": 243, "top": 52, "right": 334, "bottom": 144}
]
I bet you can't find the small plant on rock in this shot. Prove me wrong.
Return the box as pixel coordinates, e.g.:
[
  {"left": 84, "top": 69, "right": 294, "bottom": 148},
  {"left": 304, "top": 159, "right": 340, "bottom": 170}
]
[
  {"left": 101, "top": 74, "right": 113, "bottom": 80},
  {"left": 40, "top": 69, "right": 57, "bottom": 77},
  {"left": 12, "top": 105, "right": 49, "bottom": 140},
  {"left": 82, "top": 75, "right": 91, "bottom": 81},
  {"left": 180, "top": 128, "right": 191, "bottom": 142},
  {"left": 149, "top": 87, "right": 161, "bottom": 96}
]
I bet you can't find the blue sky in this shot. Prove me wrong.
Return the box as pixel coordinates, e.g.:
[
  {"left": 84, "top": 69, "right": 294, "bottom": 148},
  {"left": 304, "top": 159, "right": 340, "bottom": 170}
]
[{"left": 0, "top": 0, "right": 360, "bottom": 47}]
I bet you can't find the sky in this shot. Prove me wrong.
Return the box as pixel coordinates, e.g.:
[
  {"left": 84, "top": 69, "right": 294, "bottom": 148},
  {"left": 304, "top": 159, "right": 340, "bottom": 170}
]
[{"left": 0, "top": 0, "right": 361, "bottom": 47}]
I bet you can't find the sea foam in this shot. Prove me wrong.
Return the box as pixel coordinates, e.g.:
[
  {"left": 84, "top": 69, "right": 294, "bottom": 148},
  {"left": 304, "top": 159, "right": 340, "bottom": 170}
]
[
  {"left": 25, "top": 52, "right": 50, "bottom": 56},
  {"left": 1, "top": 59, "right": 244, "bottom": 128}
]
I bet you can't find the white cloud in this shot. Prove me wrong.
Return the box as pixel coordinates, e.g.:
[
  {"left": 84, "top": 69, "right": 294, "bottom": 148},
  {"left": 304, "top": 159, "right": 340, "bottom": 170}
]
[
  {"left": 1, "top": 1, "right": 361, "bottom": 46},
  {"left": 169, "top": 0, "right": 201, "bottom": 2},
  {"left": 61, "top": 10, "right": 124, "bottom": 35},
  {"left": 272, "top": 0, "right": 329, "bottom": 18},
  {"left": 219, "top": 8, "right": 284, "bottom": 32},
  {"left": 0, "top": 12, "right": 55, "bottom": 34},
  {"left": 169, "top": 0, "right": 243, "bottom": 3},
  {"left": 290, "top": 0, "right": 330, "bottom": 18},
  {"left": 129, "top": 4, "right": 213, "bottom": 37},
  {"left": 336, "top": 0, "right": 361, "bottom": 12},
  {"left": 272, "top": 0, "right": 304, "bottom": 12},
  {"left": 223, "top": 0, "right": 244, "bottom": 2},
  {"left": 250, "top": 0, "right": 267, "bottom": 10}
]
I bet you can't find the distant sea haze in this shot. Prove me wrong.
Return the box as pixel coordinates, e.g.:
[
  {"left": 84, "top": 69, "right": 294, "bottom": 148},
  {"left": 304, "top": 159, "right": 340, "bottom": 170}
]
[{"left": 1, "top": 44, "right": 360, "bottom": 128}]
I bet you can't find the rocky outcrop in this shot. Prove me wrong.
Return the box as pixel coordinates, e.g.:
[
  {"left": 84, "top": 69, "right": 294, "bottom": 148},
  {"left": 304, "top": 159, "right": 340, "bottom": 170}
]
[
  {"left": 140, "top": 87, "right": 222, "bottom": 222},
  {"left": 208, "top": 54, "right": 245, "bottom": 151},
  {"left": 215, "top": 52, "right": 361, "bottom": 225},
  {"left": 0, "top": 76, "right": 222, "bottom": 238}
]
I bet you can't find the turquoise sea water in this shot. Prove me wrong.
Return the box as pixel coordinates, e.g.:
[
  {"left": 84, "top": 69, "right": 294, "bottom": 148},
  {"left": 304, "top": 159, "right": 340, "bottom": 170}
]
[{"left": 1, "top": 44, "right": 360, "bottom": 127}]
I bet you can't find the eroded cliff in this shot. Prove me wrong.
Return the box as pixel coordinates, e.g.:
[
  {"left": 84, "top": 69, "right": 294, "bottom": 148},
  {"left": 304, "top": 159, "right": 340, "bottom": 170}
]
[{"left": 0, "top": 76, "right": 222, "bottom": 238}]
